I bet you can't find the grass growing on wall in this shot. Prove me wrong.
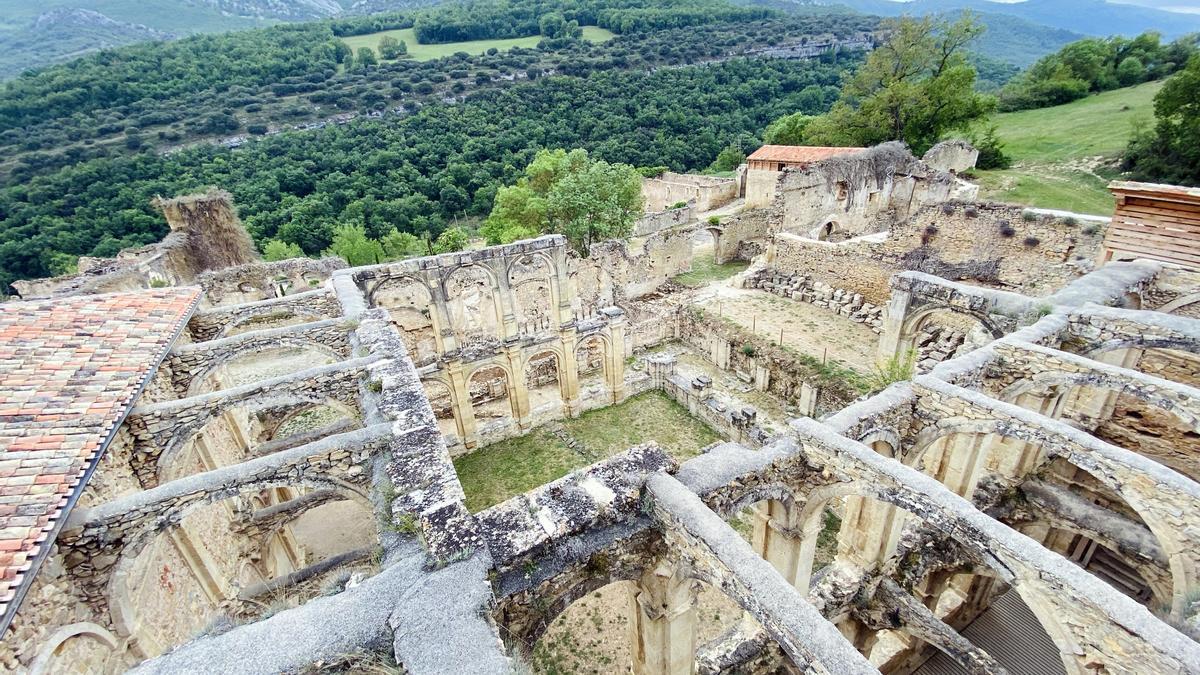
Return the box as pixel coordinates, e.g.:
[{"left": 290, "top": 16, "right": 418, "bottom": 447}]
[{"left": 454, "top": 390, "right": 720, "bottom": 512}]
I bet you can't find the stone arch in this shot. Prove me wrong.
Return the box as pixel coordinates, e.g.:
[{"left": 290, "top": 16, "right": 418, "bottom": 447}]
[
  {"left": 507, "top": 251, "right": 562, "bottom": 332},
  {"left": 576, "top": 333, "right": 611, "bottom": 381},
  {"left": 28, "top": 622, "right": 122, "bottom": 675},
  {"left": 812, "top": 217, "right": 843, "bottom": 242},
  {"left": 217, "top": 306, "right": 329, "bottom": 339},
  {"left": 909, "top": 419, "right": 1196, "bottom": 615},
  {"left": 185, "top": 341, "right": 343, "bottom": 396},
  {"left": 856, "top": 428, "right": 901, "bottom": 458},
  {"left": 421, "top": 376, "right": 463, "bottom": 442},
  {"left": 467, "top": 362, "right": 518, "bottom": 423},
  {"left": 790, "top": 481, "right": 1087, "bottom": 675},
  {"left": 998, "top": 369, "right": 1200, "bottom": 430},
  {"left": 155, "top": 395, "right": 360, "bottom": 481},
  {"left": 1157, "top": 291, "right": 1200, "bottom": 316},
  {"left": 369, "top": 275, "right": 438, "bottom": 363},
  {"left": 1083, "top": 336, "right": 1200, "bottom": 361},
  {"left": 106, "top": 476, "right": 363, "bottom": 644},
  {"left": 444, "top": 263, "right": 505, "bottom": 346},
  {"left": 253, "top": 488, "right": 376, "bottom": 567},
  {"left": 262, "top": 399, "right": 360, "bottom": 443},
  {"left": 524, "top": 348, "right": 567, "bottom": 416},
  {"left": 903, "top": 304, "right": 1005, "bottom": 343}
]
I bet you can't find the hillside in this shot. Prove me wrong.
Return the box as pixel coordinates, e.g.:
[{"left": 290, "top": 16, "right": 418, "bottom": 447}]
[
  {"left": 975, "top": 80, "right": 1164, "bottom": 215},
  {"left": 826, "top": 0, "right": 1200, "bottom": 38},
  {"left": 0, "top": 9, "right": 177, "bottom": 80}
]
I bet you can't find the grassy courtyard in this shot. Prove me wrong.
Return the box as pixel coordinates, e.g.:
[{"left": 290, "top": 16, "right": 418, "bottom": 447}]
[
  {"left": 454, "top": 390, "right": 721, "bottom": 512},
  {"left": 342, "top": 26, "right": 615, "bottom": 62},
  {"left": 975, "top": 80, "right": 1163, "bottom": 215},
  {"left": 672, "top": 251, "right": 749, "bottom": 288}
]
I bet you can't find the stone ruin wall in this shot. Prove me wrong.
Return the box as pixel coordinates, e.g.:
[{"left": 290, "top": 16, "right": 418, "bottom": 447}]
[
  {"left": 634, "top": 202, "right": 697, "bottom": 237},
  {"left": 765, "top": 202, "right": 1108, "bottom": 306},
  {"left": 642, "top": 171, "right": 740, "bottom": 212}
]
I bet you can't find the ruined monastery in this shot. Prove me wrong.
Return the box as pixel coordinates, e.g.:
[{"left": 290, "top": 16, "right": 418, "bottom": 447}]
[{"left": 2, "top": 141, "right": 1200, "bottom": 675}]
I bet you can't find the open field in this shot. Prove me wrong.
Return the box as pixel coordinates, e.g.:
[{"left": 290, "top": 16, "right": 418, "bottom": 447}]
[
  {"left": 342, "top": 26, "right": 616, "bottom": 62},
  {"left": 453, "top": 390, "right": 720, "bottom": 512},
  {"left": 975, "top": 80, "right": 1164, "bottom": 215}
]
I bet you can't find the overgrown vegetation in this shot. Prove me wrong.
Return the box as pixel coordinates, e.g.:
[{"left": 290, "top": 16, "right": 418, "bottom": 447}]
[
  {"left": 0, "top": 53, "right": 862, "bottom": 290},
  {"left": 768, "top": 14, "right": 995, "bottom": 154},
  {"left": 453, "top": 390, "right": 719, "bottom": 512},
  {"left": 998, "top": 31, "right": 1198, "bottom": 112},
  {"left": 1122, "top": 53, "right": 1200, "bottom": 187}
]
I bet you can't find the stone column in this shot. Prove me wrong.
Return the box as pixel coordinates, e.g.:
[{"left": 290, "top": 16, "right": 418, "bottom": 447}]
[
  {"left": 602, "top": 307, "right": 627, "bottom": 404},
  {"left": 631, "top": 562, "right": 700, "bottom": 675},
  {"left": 446, "top": 360, "right": 478, "bottom": 448},
  {"left": 489, "top": 259, "right": 520, "bottom": 342},
  {"left": 558, "top": 327, "right": 581, "bottom": 417},
  {"left": 839, "top": 496, "right": 906, "bottom": 575},
  {"left": 750, "top": 500, "right": 807, "bottom": 588},
  {"left": 427, "top": 277, "right": 459, "bottom": 357},
  {"left": 877, "top": 288, "right": 914, "bottom": 363},
  {"left": 504, "top": 345, "right": 532, "bottom": 429}
]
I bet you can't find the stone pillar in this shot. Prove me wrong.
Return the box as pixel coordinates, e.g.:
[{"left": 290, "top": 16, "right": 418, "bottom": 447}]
[
  {"left": 632, "top": 562, "right": 700, "bottom": 675},
  {"left": 558, "top": 327, "right": 581, "bottom": 417},
  {"left": 602, "top": 307, "right": 627, "bottom": 404},
  {"left": 839, "top": 496, "right": 906, "bottom": 574},
  {"left": 712, "top": 339, "right": 731, "bottom": 371},
  {"left": 504, "top": 345, "right": 532, "bottom": 429},
  {"left": 489, "top": 259, "right": 520, "bottom": 342},
  {"left": 446, "top": 360, "right": 479, "bottom": 448},
  {"left": 797, "top": 383, "right": 819, "bottom": 417},
  {"left": 428, "top": 280, "right": 459, "bottom": 357},
  {"left": 750, "top": 500, "right": 807, "bottom": 588},
  {"left": 877, "top": 288, "right": 914, "bottom": 363}
]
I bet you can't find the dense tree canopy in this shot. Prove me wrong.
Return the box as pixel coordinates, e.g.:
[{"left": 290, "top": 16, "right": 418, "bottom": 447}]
[
  {"left": 0, "top": 55, "right": 858, "bottom": 290},
  {"left": 770, "top": 15, "right": 994, "bottom": 154},
  {"left": 1122, "top": 54, "right": 1200, "bottom": 186}
]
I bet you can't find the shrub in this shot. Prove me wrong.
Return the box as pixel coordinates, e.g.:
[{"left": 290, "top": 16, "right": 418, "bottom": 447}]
[
  {"left": 1082, "top": 223, "right": 1100, "bottom": 235},
  {"left": 1023, "top": 236, "right": 1041, "bottom": 247},
  {"left": 1000, "top": 225, "right": 1016, "bottom": 238},
  {"left": 924, "top": 225, "right": 940, "bottom": 236},
  {"left": 741, "top": 344, "right": 755, "bottom": 357},
  {"left": 1063, "top": 216, "right": 1078, "bottom": 226},
  {"left": 669, "top": 201, "right": 688, "bottom": 210},
  {"left": 964, "top": 206, "right": 978, "bottom": 218},
  {"left": 1021, "top": 211, "right": 1038, "bottom": 222},
  {"left": 941, "top": 204, "right": 955, "bottom": 215},
  {"left": 708, "top": 215, "right": 721, "bottom": 226}
]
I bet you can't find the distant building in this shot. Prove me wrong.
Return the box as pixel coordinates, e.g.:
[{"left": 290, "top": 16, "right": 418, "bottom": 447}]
[{"left": 745, "top": 145, "right": 864, "bottom": 207}]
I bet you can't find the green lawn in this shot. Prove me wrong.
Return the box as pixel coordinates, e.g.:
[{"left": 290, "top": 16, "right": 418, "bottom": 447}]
[
  {"left": 342, "top": 26, "right": 616, "bottom": 62},
  {"left": 454, "top": 390, "right": 721, "bottom": 512},
  {"left": 975, "top": 81, "right": 1163, "bottom": 215},
  {"left": 673, "top": 251, "right": 749, "bottom": 288}
]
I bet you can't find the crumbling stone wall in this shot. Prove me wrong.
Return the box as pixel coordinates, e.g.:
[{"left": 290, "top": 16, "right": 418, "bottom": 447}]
[
  {"left": 643, "top": 172, "right": 739, "bottom": 212},
  {"left": 677, "top": 306, "right": 864, "bottom": 416},
  {"left": 635, "top": 203, "right": 696, "bottom": 236},
  {"left": 187, "top": 289, "right": 344, "bottom": 341},
  {"left": 767, "top": 203, "right": 1107, "bottom": 305},
  {"left": 195, "top": 256, "right": 345, "bottom": 308}
]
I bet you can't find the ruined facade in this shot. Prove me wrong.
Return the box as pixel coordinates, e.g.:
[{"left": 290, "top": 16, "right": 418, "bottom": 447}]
[{"left": 1, "top": 165, "right": 1200, "bottom": 675}]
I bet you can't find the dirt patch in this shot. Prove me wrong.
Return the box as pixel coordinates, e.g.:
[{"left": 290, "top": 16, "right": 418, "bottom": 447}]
[{"left": 696, "top": 287, "right": 879, "bottom": 371}]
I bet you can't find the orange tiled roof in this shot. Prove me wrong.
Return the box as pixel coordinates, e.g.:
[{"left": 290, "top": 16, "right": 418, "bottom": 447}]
[
  {"left": 0, "top": 287, "right": 200, "bottom": 632},
  {"left": 746, "top": 145, "right": 865, "bottom": 164}
]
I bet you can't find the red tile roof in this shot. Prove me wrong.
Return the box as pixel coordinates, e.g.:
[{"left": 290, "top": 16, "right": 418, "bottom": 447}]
[
  {"left": 746, "top": 145, "right": 865, "bottom": 164},
  {"left": 0, "top": 288, "right": 200, "bottom": 633}
]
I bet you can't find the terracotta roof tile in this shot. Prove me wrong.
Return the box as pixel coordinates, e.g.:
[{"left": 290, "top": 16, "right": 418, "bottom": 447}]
[
  {"left": 746, "top": 144, "right": 865, "bottom": 164},
  {"left": 0, "top": 287, "right": 199, "bottom": 633}
]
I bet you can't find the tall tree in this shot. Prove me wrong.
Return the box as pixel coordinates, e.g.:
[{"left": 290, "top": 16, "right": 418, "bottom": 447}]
[
  {"left": 482, "top": 148, "right": 642, "bottom": 254},
  {"left": 796, "top": 15, "right": 994, "bottom": 154},
  {"left": 1123, "top": 54, "right": 1200, "bottom": 186}
]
